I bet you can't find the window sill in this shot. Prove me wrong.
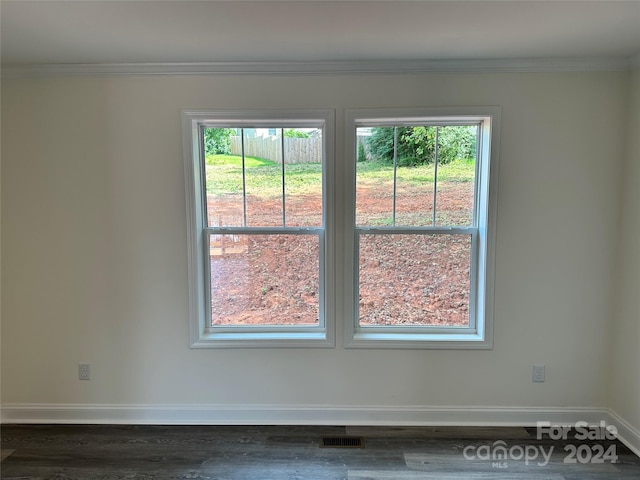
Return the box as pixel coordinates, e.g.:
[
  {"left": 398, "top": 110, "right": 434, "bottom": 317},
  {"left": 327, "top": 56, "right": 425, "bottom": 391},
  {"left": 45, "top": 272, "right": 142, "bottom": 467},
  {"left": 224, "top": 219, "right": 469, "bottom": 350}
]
[
  {"left": 190, "top": 329, "right": 334, "bottom": 349},
  {"left": 345, "top": 329, "right": 493, "bottom": 349}
]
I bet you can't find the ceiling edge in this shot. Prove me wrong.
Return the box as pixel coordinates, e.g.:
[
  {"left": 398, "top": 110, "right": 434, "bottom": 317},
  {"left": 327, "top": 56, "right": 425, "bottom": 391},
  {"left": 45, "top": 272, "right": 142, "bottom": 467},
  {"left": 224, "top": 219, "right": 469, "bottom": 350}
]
[{"left": 1, "top": 57, "right": 634, "bottom": 79}]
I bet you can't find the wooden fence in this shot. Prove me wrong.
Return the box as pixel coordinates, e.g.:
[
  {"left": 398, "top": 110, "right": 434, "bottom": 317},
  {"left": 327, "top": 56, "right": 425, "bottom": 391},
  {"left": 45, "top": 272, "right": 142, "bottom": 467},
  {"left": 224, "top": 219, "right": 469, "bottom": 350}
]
[{"left": 230, "top": 136, "right": 321, "bottom": 164}]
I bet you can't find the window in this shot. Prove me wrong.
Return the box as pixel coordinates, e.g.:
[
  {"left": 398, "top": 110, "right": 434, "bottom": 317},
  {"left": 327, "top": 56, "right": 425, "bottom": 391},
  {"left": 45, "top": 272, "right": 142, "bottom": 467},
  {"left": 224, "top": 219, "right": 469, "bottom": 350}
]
[
  {"left": 344, "top": 108, "right": 500, "bottom": 348},
  {"left": 182, "top": 110, "right": 335, "bottom": 347},
  {"left": 183, "top": 107, "right": 498, "bottom": 349}
]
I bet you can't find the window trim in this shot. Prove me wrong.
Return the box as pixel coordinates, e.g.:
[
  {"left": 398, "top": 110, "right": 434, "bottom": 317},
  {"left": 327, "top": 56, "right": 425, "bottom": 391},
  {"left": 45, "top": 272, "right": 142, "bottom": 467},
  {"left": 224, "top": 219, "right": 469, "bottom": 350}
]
[
  {"left": 344, "top": 107, "right": 500, "bottom": 349},
  {"left": 182, "top": 109, "right": 336, "bottom": 348}
]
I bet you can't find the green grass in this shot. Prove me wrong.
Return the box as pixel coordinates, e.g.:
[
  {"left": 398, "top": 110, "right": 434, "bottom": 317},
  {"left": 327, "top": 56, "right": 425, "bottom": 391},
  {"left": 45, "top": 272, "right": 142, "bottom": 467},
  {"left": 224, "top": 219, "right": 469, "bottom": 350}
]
[
  {"left": 206, "top": 154, "right": 322, "bottom": 196},
  {"left": 205, "top": 155, "right": 474, "bottom": 196},
  {"left": 206, "top": 154, "right": 276, "bottom": 168},
  {"left": 356, "top": 157, "right": 475, "bottom": 185}
]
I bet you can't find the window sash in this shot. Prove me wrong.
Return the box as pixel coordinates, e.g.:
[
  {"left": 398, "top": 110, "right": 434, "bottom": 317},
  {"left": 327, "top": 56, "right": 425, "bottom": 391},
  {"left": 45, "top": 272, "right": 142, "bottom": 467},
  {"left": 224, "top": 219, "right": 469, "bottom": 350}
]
[
  {"left": 200, "top": 126, "right": 325, "bottom": 230},
  {"left": 354, "top": 228, "right": 479, "bottom": 333},
  {"left": 355, "top": 121, "right": 481, "bottom": 230},
  {"left": 203, "top": 228, "right": 326, "bottom": 333}
]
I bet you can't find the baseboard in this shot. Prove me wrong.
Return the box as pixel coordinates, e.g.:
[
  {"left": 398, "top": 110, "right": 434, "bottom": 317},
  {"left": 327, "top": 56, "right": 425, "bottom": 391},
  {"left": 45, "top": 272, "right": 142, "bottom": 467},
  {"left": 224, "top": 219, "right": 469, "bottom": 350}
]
[
  {"left": 3, "top": 403, "right": 637, "bottom": 455},
  {"left": 605, "top": 409, "right": 640, "bottom": 457},
  {"left": 0, "top": 403, "right": 609, "bottom": 426}
]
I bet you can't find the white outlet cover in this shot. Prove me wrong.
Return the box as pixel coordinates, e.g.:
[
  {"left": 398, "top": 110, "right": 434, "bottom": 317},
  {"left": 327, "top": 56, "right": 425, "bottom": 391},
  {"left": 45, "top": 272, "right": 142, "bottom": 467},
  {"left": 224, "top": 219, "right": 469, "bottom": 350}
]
[
  {"left": 532, "top": 365, "right": 545, "bottom": 382},
  {"left": 78, "top": 364, "right": 91, "bottom": 380}
]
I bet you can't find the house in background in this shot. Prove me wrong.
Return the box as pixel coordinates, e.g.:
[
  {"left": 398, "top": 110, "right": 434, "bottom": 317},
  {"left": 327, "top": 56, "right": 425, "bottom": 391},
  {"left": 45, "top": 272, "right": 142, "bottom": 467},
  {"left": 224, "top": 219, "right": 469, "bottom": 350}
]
[
  {"left": 1, "top": 0, "right": 639, "bottom": 457},
  {"left": 242, "top": 129, "right": 276, "bottom": 139}
]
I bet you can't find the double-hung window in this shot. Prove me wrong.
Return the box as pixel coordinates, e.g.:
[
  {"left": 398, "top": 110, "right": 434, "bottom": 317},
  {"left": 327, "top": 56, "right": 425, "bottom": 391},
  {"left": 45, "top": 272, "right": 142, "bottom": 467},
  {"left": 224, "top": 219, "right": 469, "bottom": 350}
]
[
  {"left": 182, "top": 110, "right": 335, "bottom": 347},
  {"left": 344, "top": 108, "right": 499, "bottom": 348},
  {"left": 184, "top": 107, "right": 498, "bottom": 349}
]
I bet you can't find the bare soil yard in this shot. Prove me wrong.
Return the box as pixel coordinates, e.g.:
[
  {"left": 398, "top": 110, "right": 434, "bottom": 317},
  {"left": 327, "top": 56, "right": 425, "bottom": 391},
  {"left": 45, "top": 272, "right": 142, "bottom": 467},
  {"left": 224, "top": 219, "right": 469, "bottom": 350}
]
[{"left": 208, "top": 182, "right": 473, "bottom": 327}]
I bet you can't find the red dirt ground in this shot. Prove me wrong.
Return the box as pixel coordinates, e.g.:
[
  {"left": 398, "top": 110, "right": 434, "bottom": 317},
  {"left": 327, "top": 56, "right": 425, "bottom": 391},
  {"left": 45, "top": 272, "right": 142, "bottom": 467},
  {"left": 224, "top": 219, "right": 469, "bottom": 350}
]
[{"left": 207, "top": 182, "right": 474, "bottom": 327}]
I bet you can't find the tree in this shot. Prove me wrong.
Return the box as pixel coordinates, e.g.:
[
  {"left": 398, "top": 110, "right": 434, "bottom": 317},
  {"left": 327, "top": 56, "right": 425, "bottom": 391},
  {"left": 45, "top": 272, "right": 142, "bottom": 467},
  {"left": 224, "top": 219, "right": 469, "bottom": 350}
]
[
  {"left": 283, "top": 129, "right": 311, "bottom": 138},
  {"left": 436, "top": 126, "right": 477, "bottom": 164},
  {"left": 204, "top": 128, "right": 235, "bottom": 155},
  {"left": 367, "top": 127, "right": 414, "bottom": 164},
  {"left": 366, "top": 125, "right": 477, "bottom": 166},
  {"left": 401, "top": 126, "right": 437, "bottom": 164}
]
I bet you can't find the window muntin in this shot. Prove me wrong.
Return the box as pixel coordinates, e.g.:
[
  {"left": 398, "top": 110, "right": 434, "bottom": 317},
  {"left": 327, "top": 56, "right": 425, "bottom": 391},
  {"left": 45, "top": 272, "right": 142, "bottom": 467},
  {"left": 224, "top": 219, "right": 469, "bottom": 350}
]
[
  {"left": 183, "top": 110, "right": 334, "bottom": 348},
  {"left": 346, "top": 108, "right": 498, "bottom": 348}
]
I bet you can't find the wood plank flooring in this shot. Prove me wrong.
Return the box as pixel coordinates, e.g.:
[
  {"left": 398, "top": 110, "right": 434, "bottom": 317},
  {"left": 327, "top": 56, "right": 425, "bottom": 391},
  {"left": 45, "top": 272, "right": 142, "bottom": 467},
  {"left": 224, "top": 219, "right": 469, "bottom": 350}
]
[{"left": 1, "top": 425, "right": 639, "bottom": 479}]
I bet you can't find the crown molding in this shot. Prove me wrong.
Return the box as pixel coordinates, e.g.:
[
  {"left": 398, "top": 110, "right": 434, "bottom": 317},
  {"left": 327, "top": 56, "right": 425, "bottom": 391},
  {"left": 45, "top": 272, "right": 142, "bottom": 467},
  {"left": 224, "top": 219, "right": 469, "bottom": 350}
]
[{"left": 1, "top": 57, "right": 635, "bottom": 79}]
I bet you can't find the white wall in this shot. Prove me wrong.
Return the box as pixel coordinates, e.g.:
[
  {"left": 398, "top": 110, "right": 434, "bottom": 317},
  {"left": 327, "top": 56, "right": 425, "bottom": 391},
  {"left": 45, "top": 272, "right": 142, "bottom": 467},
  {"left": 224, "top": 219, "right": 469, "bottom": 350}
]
[
  {"left": 0, "top": 72, "right": 628, "bottom": 420},
  {"left": 609, "top": 67, "right": 640, "bottom": 437}
]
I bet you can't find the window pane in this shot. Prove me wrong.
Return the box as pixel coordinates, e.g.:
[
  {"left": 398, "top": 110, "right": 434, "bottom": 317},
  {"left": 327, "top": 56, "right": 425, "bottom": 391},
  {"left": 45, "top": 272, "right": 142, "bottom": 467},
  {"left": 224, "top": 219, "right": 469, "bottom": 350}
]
[
  {"left": 209, "top": 234, "right": 320, "bottom": 326},
  {"left": 434, "top": 126, "right": 477, "bottom": 227},
  {"left": 356, "top": 127, "right": 394, "bottom": 226},
  {"left": 205, "top": 128, "right": 244, "bottom": 227},
  {"left": 395, "top": 162, "right": 435, "bottom": 226},
  {"left": 244, "top": 132, "right": 284, "bottom": 227},
  {"left": 358, "top": 234, "right": 471, "bottom": 327},
  {"left": 284, "top": 128, "right": 323, "bottom": 227},
  {"left": 394, "top": 126, "right": 436, "bottom": 226}
]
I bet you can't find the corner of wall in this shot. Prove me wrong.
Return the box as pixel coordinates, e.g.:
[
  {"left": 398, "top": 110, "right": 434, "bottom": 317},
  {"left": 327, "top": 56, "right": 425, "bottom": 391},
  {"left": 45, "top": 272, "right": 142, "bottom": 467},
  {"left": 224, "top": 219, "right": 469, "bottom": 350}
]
[{"left": 607, "top": 64, "right": 640, "bottom": 445}]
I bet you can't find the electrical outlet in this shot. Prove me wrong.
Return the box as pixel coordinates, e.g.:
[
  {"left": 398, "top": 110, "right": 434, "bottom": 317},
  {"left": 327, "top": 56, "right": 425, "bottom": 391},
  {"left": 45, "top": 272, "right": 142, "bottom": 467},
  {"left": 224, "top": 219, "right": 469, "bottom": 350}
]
[
  {"left": 532, "top": 364, "right": 545, "bottom": 383},
  {"left": 79, "top": 363, "right": 91, "bottom": 380}
]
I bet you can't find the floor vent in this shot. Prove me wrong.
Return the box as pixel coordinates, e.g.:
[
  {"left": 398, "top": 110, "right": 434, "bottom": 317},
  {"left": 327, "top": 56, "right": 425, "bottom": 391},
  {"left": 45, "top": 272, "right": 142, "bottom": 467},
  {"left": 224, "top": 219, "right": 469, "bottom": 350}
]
[{"left": 320, "top": 436, "right": 365, "bottom": 448}]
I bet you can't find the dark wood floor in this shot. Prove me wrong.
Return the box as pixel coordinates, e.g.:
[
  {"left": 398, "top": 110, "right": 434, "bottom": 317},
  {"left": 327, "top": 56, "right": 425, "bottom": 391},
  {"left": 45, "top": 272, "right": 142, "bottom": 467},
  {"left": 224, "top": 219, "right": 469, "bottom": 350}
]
[{"left": 2, "top": 424, "right": 639, "bottom": 479}]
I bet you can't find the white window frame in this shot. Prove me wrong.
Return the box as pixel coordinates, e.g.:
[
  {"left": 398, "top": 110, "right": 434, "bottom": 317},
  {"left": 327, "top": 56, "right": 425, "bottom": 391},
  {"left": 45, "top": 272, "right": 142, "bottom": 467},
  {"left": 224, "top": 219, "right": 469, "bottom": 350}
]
[
  {"left": 182, "top": 109, "right": 335, "bottom": 348},
  {"left": 344, "top": 107, "right": 500, "bottom": 349}
]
